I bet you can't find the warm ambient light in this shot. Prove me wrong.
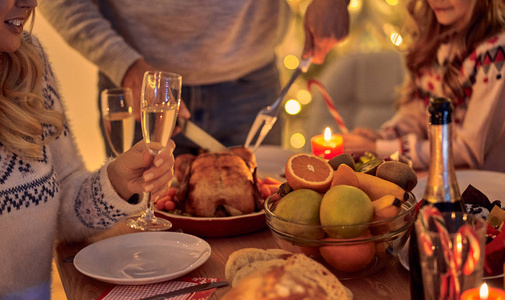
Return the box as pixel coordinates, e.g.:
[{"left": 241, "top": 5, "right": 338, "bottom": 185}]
[
  {"left": 390, "top": 32, "right": 402, "bottom": 46},
  {"left": 460, "top": 283, "right": 505, "bottom": 300},
  {"left": 284, "top": 55, "right": 299, "bottom": 70},
  {"left": 324, "top": 127, "right": 332, "bottom": 140},
  {"left": 285, "top": 99, "right": 301, "bottom": 115},
  {"left": 290, "top": 133, "right": 306, "bottom": 149},
  {"left": 297, "top": 89, "right": 312, "bottom": 105},
  {"left": 349, "top": 0, "right": 359, "bottom": 9},
  {"left": 481, "top": 283, "right": 489, "bottom": 300},
  {"left": 310, "top": 127, "right": 344, "bottom": 160}
]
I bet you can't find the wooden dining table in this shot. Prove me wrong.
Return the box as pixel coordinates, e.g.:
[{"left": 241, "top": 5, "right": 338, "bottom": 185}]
[{"left": 54, "top": 220, "right": 504, "bottom": 300}]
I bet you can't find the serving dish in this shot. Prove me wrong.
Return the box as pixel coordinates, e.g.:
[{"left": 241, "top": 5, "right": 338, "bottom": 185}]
[
  {"left": 74, "top": 232, "right": 211, "bottom": 285},
  {"left": 264, "top": 192, "right": 418, "bottom": 279},
  {"left": 155, "top": 210, "right": 266, "bottom": 238},
  {"left": 154, "top": 146, "right": 293, "bottom": 238},
  {"left": 412, "top": 170, "right": 505, "bottom": 202}
]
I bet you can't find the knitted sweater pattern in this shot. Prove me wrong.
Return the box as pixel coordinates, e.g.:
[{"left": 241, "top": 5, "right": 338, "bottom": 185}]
[
  {"left": 379, "top": 31, "right": 505, "bottom": 171},
  {"left": 0, "top": 36, "right": 145, "bottom": 298}
]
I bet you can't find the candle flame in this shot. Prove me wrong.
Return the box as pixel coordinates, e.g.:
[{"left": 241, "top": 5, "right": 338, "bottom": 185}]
[
  {"left": 480, "top": 283, "right": 488, "bottom": 300},
  {"left": 324, "top": 127, "right": 332, "bottom": 141}
]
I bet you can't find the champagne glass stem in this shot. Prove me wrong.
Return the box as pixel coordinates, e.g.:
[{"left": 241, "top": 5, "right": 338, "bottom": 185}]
[{"left": 141, "top": 192, "right": 156, "bottom": 220}]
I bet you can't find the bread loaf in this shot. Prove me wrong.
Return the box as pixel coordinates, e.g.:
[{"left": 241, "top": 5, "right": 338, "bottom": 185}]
[
  {"left": 222, "top": 248, "right": 353, "bottom": 300},
  {"left": 225, "top": 248, "right": 293, "bottom": 285}
]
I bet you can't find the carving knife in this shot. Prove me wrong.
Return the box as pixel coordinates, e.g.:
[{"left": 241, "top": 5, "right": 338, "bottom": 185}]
[
  {"left": 177, "top": 117, "right": 228, "bottom": 152},
  {"left": 138, "top": 281, "right": 229, "bottom": 300}
]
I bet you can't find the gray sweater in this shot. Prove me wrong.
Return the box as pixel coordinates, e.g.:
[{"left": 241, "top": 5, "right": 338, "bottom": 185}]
[{"left": 39, "top": 0, "right": 291, "bottom": 86}]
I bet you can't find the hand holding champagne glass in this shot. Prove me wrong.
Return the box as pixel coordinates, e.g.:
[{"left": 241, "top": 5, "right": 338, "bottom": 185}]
[{"left": 126, "top": 71, "right": 181, "bottom": 231}]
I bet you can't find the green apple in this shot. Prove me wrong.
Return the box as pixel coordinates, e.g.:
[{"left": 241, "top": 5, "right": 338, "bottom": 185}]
[
  {"left": 273, "top": 189, "right": 325, "bottom": 240},
  {"left": 320, "top": 185, "right": 373, "bottom": 238}
]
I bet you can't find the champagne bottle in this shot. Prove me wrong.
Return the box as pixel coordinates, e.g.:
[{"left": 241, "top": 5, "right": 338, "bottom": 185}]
[{"left": 408, "top": 97, "right": 466, "bottom": 300}]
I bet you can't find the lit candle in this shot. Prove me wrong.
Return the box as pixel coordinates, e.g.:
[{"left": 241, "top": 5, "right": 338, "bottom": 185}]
[
  {"left": 310, "top": 127, "right": 344, "bottom": 160},
  {"left": 460, "top": 283, "right": 505, "bottom": 300}
]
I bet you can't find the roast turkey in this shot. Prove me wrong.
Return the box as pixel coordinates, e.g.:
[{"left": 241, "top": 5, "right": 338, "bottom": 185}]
[{"left": 174, "top": 147, "right": 263, "bottom": 217}]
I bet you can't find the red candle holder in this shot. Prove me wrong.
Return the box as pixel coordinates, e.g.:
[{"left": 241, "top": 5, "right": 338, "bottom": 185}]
[
  {"left": 460, "top": 283, "right": 505, "bottom": 300},
  {"left": 310, "top": 128, "right": 344, "bottom": 160}
]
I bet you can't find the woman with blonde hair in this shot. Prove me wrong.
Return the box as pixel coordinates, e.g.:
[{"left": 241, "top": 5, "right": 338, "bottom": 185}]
[
  {"left": 343, "top": 0, "right": 505, "bottom": 172},
  {"left": 1, "top": 1, "right": 176, "bottom": 298}
]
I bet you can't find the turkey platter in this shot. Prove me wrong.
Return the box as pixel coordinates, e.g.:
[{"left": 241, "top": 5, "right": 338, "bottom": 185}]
[{"left": 174, "top": 147, "right": 264, "bottom": 217}]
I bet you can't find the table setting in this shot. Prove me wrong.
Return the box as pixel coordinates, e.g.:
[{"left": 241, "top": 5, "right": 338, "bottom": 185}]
[{"left": 57, "top": 67, "right": 505, "bottom": 300}]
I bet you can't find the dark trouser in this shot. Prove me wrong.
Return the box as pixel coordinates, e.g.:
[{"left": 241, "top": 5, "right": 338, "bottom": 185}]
[{"left": 98, "top": 61, "right": 282, "bottom": 157}]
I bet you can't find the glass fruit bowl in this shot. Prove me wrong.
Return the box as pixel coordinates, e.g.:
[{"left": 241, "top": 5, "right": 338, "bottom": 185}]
[{"left": 264, "top": 191, "right": 418, "bottom": 279}]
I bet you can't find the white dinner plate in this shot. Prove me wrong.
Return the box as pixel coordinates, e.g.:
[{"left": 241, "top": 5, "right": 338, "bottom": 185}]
[
  {"left": 74, "top": 232, "right": 211, "bottom": 285},
  {"left": 402, "top": 169, "right": 505, "bottom": 279},
  {"left": 412, "top": 169, "right": 505, "bottom": 202}
]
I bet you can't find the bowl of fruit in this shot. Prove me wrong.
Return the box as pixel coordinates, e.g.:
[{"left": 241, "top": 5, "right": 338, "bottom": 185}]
[{"left": 264, "top": 152, "right": 419, "bottom": 279}]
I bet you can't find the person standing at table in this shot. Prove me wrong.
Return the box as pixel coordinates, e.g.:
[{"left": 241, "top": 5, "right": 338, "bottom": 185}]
[
  {"left": 342, "top": 0, "right": 505, "bottom": 172},
  {"left": 38, "top": 0, "right": 351, "bottom": 157},
  {"left": 0, "top": 1, "right": 177, "bottom": 298}
]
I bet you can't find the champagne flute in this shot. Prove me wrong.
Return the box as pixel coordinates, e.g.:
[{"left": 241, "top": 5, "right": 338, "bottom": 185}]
[
  {"left": 125, "top": 71, "right": 181, "bottom": 231},
  {"left": 100, "top": 88, "right": 135, "bottom": 157}
]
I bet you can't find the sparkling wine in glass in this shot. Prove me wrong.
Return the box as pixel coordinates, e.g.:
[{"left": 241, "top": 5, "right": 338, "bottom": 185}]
[
  {"left": 100, "top": 88, "right": 135, "bottom": 157},
  {"left": 125, "top": 71, "right": 181, "bottom": 231}
]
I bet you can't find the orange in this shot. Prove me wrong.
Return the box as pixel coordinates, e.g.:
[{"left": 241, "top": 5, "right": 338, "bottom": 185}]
[
  {"left": 331, "top": 164, "right": 359, "bottom": 188},
  {"left": 285, "top": 153, "right": 333, "bottom": 193},
  {"left": 319, "top": 232, "right": 376, "bottom": 273}
]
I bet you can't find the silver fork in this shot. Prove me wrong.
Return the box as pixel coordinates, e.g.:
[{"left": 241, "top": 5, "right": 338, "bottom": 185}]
[{"left": 244, "top": 56, "right": 312, "bottom": 152}]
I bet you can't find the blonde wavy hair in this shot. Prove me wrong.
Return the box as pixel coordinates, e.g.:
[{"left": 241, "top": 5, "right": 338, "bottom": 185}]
[
  {"left": 0, "top": 19, "right": 64, "bottom": 160},
  {"left": 399, "top": 0, "right": 505, "bottom": 105}
]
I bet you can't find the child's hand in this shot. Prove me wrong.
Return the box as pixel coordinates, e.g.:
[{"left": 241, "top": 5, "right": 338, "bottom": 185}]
[{"left": 342, "top": 133, "right": 377, "bottom": 157}]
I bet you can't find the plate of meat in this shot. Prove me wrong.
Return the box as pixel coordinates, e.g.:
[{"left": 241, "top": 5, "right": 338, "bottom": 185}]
[{"left": 156, "top": 146, "right": 291, "bottom": 237}]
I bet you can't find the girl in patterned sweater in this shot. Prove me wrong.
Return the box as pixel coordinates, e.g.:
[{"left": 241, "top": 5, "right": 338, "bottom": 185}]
[
  {"left": 343, "top": 0, "right": 505, "bottom": 172},
  {"left": 1, "top": 1, "right": 177, "bottom": 298}
]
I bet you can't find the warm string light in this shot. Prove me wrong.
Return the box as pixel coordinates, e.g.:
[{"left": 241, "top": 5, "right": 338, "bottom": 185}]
[
  {"left": 279, "top": 0, "right": 406, "bottom": 151},
  {"left": 285, "top": 99, "right": 301, "bottom": 115}
]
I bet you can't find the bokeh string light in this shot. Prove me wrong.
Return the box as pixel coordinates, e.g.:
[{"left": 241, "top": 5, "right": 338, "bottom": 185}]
[{"left": 276, "top": 0, "right": 406, "bottom": 151}]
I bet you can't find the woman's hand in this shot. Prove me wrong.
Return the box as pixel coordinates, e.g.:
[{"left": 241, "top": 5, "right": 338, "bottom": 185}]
[{"left": 107, "top": 139, "right": 176, "bottom": 201}]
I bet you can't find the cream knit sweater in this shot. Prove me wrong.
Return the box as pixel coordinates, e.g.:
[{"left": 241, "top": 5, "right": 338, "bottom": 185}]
[{"left": 0, "top": 36, "right": 146, "bottom": 299}]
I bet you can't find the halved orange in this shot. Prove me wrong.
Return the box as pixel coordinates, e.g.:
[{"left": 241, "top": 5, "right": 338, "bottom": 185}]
[{"left": 285, "top": 153, "right": 334, "bottom": 193}]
